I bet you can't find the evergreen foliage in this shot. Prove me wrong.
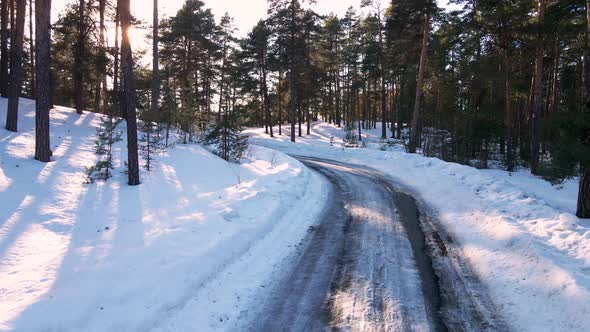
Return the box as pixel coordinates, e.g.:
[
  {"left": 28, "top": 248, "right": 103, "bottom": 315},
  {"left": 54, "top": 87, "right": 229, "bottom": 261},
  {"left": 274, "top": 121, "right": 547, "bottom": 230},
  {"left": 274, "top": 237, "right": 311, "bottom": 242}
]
[
  {"left": 6, "top": 0, "right": 590, "bottom": 211},
  {"left": 85, "top": 116, "right": 123, "bottom": 183},
  {"left": 139, "top": 110, "right": 165, "bottom": 171},
  {"left": 343, "top": 121, "right": 360, "bottom": 147},
  {"left": 203, "top": 113, "right": 249, "bottom": 163}
]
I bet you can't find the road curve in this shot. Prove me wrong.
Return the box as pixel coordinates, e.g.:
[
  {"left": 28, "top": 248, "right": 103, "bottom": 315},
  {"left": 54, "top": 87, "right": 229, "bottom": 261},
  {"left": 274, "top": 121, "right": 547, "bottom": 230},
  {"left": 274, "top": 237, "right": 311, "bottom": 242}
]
[{"left": 249, "top": 156, "right": 447, "bottom": 332}]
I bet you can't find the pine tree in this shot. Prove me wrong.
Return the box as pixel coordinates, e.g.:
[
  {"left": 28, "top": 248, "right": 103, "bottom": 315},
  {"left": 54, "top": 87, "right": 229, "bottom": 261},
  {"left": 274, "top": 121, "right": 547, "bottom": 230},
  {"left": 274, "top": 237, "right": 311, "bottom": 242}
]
[
  {"left": 34, "top": 0, "right": 52, "bottom": 162},
  {"left": 409, "top": 0, "right": 431, "bottom": 153},
  {"left": 51, "top": 1, "right": 102, "bottom": 111},
  {"left": 139, "top": 110, "right": 164, "bottom": 171},
  {"left": 160, "top": 73, "right": 177, "bottom": 148},
  {"left": 28, "top": 0, "right": 33, "bottom": 98},
  {"left": 361, "top": 0, "right": 387, "bottom": 139},
  {"left": 95, "top": 0, "right": 107, "bottom": 114},
  {"left": 85, "top": 116, "right": 123, "bottom": 183},
  {"left": 74, "top": 0, "right": 85, "bottom": 114},
  {"left": 5, "top": 0, "right": 26, "bottom": 132},
  {"left": 243, "top": 20, "right": 274, "bottom": 137},
  {"left": 120, "top": 0, "right": 140, "bottom": 185},
  {"left": 531, "top": 0, "right": 546, "bottom": 175},
  {"left": 343, "top": 121, "right": 359, "bottom": 147},
  {"left": 151, "top": 0, "right": 160, "bottom": 122},
  {"left": 577, "top": 0, "right": 590, "bottom": 218},
  {"left": 268, "top": 0, "right": 303, "bottom": 142},
  {"left": 0, "top": 0, "right": 8, "bottom": 97},
  {"left": 204, "top": 111, "right": 248, "bottom": 163}
]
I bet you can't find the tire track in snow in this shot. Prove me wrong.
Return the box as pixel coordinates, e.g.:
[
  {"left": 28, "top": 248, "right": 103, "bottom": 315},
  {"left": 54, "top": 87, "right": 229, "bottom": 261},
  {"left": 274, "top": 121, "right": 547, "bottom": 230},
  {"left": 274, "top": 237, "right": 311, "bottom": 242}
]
[{"left": 249, "top": 157, "right": 443, "bottom": 332}]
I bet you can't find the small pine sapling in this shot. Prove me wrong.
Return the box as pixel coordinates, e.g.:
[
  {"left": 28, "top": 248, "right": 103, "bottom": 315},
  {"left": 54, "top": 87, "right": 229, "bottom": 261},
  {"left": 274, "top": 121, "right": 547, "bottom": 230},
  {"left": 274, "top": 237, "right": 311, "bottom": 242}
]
[
  {"left": 343, "top": 122, "right": 359, "bottom": 148},
  {"left": 203, "top": 111, "right": 248, "bottom": 163},
  {"left": 139, "top": 109, "right": 165, "bottom": 171},
  {"left": 85, "top": 115, "right": 123, "bottom": 183}
]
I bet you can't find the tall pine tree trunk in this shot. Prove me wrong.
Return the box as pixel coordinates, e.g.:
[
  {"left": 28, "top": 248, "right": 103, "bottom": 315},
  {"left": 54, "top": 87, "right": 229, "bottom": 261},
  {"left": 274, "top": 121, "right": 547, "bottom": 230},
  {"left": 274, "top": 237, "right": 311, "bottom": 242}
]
[
  {"left": 0, "top": 0, "right": 8, "bottom": 97},
  {"left": 409, "top": 8, "right": 430, "bottom": 153},
  {"left": 504, "top": 37, "right": 515, "bottom": 172},
  {"left": 28, "top": 0, "right": 33, "bottom": 98},
  {"left": 577, "top": 0, "right": 590, "bottom": 218},
  {"left": 120, "top": 0, "right": 139, "bottom": 186},
  {"left": 336, "top": 66, "right": 341, "bottom": 127},
  {"left": 531, "top": 0, "right": 546, "bottom": 175},
  {"left": 113, "top": 0, "right": 122, "bottom": 117},
  {"left": 379, "top": 17, "right": 386, "bottom": 139},
  {"left": 263, "top": 63, "right": 273, "bottom": 137},
  {"left": 219, "top": 35, "right": 227, "bottom": 129},
  {"left": 278, "top": 70, "right": 282, "bottom": 135},
  {"left": 151, "top": 0, "right": 159, "bottom": 118},
  {"left": 74, "top": 0, "right": 84, "bottom": 114},
  {"left": 5, "top": 0, "right": 25, "bottom": 132},
  {"left": 289, "top": 0, "right": 296, "bottom": 142},
  {"left": 34, "top": 0, "right": 50, "bottom": 162},
  {"left": 381, "top": 76, "right": 387, "bottom": 138},
  {"left": 549, "top": 39, "right": 559, "bottom": 114},
  {"left": 357, "top": 82, "right": 361, "bottom": 141},
  {"left": 98, "top": 0, "right": 107, "bottom": 113},
  {"left": 93, "top": 0, "right": 104, "bottom": 113}
]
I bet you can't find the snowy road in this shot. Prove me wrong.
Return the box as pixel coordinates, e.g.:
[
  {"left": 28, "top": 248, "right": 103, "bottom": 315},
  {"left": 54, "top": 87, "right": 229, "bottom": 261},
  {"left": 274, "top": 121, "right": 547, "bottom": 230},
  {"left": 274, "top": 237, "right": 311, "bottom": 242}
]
[{"left": 249, "top": 156, "right": 446, "bottom": 332}]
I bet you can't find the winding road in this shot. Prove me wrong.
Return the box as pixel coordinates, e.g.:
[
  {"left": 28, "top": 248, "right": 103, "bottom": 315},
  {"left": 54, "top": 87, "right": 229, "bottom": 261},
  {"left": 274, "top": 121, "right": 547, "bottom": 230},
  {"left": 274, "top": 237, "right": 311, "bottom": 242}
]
[{"left": 250, "top": 157, "right": 448, "bottom": 332}]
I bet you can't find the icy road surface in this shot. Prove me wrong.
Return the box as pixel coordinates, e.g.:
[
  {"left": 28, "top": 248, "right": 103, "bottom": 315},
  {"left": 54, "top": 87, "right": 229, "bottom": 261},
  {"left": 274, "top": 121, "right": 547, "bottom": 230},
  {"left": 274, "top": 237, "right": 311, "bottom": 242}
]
[{"left": 249, "top": 156, "right": 447, "bottom": 332}]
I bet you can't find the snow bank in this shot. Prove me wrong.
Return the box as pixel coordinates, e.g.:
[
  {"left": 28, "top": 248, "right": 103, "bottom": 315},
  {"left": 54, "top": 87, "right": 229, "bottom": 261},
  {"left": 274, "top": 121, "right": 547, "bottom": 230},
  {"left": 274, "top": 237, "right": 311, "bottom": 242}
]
[
  {"left": 246, "top": 122, "right": 590, "bottom": 332},
  {"left": 0, "top": 99, "right": 327, "bottom": 331}
]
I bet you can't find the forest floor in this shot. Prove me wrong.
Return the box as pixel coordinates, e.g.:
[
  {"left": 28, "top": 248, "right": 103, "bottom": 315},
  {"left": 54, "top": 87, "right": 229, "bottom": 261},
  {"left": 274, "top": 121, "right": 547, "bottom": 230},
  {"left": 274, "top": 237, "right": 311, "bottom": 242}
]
[
  {"left": 0, "top": 99, "right": 329, "bottom": 331},
  {"left": 245, "top": 122, "right": 590, "bottom": 332}
]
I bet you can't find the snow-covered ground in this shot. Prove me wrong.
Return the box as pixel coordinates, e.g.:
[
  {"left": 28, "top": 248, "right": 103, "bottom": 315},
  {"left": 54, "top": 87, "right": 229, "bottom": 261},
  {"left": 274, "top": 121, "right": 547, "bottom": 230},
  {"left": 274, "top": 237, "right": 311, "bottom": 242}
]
[
  {"left": 0, "top": 99, "right": 327, "bottom": 331},
  {"left": 246, "top": 122, "right": 590, "bottom": 332}
]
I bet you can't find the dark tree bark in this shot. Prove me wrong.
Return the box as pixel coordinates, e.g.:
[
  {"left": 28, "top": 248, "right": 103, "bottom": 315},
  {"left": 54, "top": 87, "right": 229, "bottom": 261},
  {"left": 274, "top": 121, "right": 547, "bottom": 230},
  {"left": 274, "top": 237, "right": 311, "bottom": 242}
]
[
  {"left": 298, "top": 102, "right": 302, "bottom": 137},
  {"left": 28, "top": 0, "right": 33, "bottom": 98},
  {"left": 578, "top": 0, "right": 590, "bottom": 218},
  {"left": 278, "top": 70, "right": 282, "bottom": 135},
  {"left": 289, "top": 0, "right": 297, "bottom": 142},
  {"left": 378, "top": 11, "right": 386, "bottom": 139},
  {"left": 9, "top": 0, "right": 13, "bottom": 41},
  {"left": 113, "top": 0, "right": 123, "bottom": 118},
  {"left": 336, "top": 65, "right": 341, "bottom": 127},
  {"left": 34, "top": 0, "right": 51, "bottom": 162},
  {"left": 531, "top": 0, "right": 546, "bottom": 175},
  {"left": 74, "top": 0, "right": 84, "bottom": 114},
  {"left": 381, "top": 76, "right": 387, "bottom": 138},
  {"left": 151, "top": 0, "right": 159, "bottom": 117},
  {"left": 218, "top": 25, "right": 227, "bottom": 130},
  {"left": 409, "top": 8, "right": 430, "bottom": 153},
  {"left": 0, "top": 0, "right": 8, "bottom": 97},
  {"left": 120, "top": 0, "right": 139, "bottom": 186},
  {"left": 578, "top": 171, "right": 590, "bottom": 218},
  {"left": 5, "top": 0, "right": 25, "bottom": 132},
  {"left": 94, "top": 0, "right": 106, "bottom": 113},
  {"left": 100, "top": 0, "right": 107, "bottom": 112},
  {"left": 549, "top": 39, "right": 559, "bottom": 114},
  {"left": 262, "top": 64, "right": 273, "bottom": 137},
  {"left": 503, "top": 31, "right": 515, "bottom": 172}
]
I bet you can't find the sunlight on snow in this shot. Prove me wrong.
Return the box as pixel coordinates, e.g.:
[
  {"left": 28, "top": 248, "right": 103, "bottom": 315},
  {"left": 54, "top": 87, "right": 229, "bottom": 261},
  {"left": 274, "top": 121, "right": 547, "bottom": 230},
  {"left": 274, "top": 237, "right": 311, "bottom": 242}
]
[
  {"left": 160, "top": 164, "right": 183, "bottom": 191},
  {"left": 0, "top": 195, "right": 36, "bottom": 244},
  {"left": 176, "top": 212, "right": 206, "bottom": 222},
  {"left": 0, "top": 166, "right": 11, "bottom": 191},
  {"left": 0, "top": 224, "right": 70, "bottom": 330},
  {"left": 243, "top": 160, "right": 291, "bottom": 176},
  {"left": 5, "top": 134, "right": 34, "bottom": 159}
]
